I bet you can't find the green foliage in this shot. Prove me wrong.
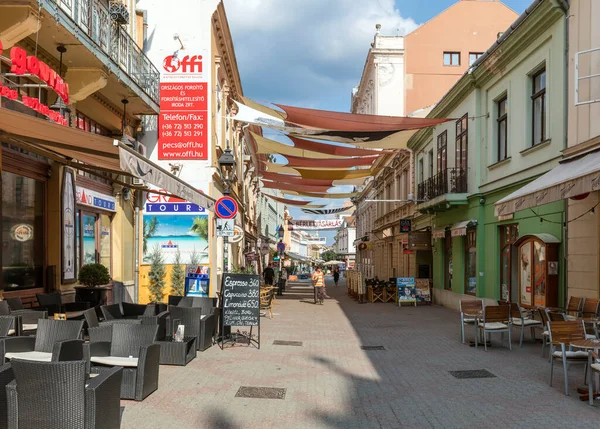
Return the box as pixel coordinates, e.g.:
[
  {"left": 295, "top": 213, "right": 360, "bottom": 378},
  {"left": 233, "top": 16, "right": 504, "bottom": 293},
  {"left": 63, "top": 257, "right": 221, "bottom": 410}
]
[
  {"left": 170, "top": 249, "right": 185, "bottom": 296},
  {"left": 320, "top": 250, "right": 339, "bottom": 262},
  {"left": 231, "top": 266, "right": 254, "bottom": 274},
  {"left": 78, "top": 263, "right": 111, "bottom": 286},
  {"left": 189, "top": 247, "right": 200, "bottom": 265},
  {"left": 143, "top": 217, "right": 159, "bottom": 255},
  {"left": 148, "top": 246, "right": 166, "bottom": 302},
  {"left": 189, "top": 216, "right": 208, "bottom": 241}
]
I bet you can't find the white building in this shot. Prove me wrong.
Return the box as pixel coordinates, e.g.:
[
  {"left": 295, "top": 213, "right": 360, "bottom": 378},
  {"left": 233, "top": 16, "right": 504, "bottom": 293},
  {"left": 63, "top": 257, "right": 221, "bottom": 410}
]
[{"left": 334, "top": 216, "right": 357, "bottom": 269}]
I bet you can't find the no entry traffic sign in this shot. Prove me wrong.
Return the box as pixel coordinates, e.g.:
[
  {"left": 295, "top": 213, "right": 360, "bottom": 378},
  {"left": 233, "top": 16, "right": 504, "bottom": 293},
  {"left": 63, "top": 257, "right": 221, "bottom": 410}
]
[{"left": 215, "top": 196, "right": 238, "bottom": 219}]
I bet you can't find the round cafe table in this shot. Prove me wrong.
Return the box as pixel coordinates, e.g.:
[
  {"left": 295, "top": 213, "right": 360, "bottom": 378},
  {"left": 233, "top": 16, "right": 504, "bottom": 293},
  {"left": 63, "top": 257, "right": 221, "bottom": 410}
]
[{"left": 570, "top": 339, "right": 600, "bottom": 401}]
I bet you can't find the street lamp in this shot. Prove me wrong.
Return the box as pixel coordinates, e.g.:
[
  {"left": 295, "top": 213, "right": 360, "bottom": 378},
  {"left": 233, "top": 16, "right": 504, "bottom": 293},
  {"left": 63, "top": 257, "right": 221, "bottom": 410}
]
[
  {"left": 217, "top": 147, "right": 237, "bottom": 274},
  {"left": 277, "top": 225, "right": 284, "bottom": 240},
  {"left": 49, "top": 45, "right": 71, "bottom": 126}
]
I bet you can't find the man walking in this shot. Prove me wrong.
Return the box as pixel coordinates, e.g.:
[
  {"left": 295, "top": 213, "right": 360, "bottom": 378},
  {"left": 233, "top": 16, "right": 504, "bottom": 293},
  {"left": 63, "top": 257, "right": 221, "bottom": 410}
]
[
  {"left": 312, "top": 266, "right": 326, "bottom": 305},
  {"left": 263, "top": 263, "right": 275, "bottom": 285}
]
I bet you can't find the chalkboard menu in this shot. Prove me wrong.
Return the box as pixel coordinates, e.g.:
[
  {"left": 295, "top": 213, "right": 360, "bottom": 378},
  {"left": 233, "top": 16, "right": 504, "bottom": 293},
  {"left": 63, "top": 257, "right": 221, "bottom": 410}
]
[{"left": 221, "top": 273, "right": 261, "bottom": 327}]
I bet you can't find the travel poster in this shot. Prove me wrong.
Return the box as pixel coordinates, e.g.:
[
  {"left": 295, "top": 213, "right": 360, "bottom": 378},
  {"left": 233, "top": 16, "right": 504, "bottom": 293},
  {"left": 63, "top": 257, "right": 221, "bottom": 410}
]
[
  {"left": 142, "top": 214, "right": 209, "bottom": 264},
  {"left": 397, "top": 277, "right": 416, "bottom": 303}
]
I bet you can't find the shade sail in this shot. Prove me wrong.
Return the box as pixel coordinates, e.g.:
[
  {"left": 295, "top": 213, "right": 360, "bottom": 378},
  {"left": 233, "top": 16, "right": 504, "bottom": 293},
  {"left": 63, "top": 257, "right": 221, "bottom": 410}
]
[
  {"left": 287, "top": 135, "right": 392, "bottom": 156},
  {"left": 283, "top": 154, "right": 378, "bottom": 169},
  {"left": 241, "top": 96, "right": 285, "bottom": 119},
  {"left": 253, "top": 132, "right": 348, "bottom": 159},
  {"left": 262, "top": 172, "right": 335, "bottom": 187},
  {"left": 263, "top": 163, "right": 301, "bottom": 175},
  {"left": 266, "top": 194, "right": 324, "bottom": 208},
  {"left": 323, "top": 260, "right": 346, "bottom": 265},
  {"left": 261, "top": 180, "right": 331, "bottom": 193},
  {"left": 302, "top": 206, "right": 354, "bottom": 215},
  {"left": 0, "top": 107, "right": 216, "bottom": 211},
  {"left": 494, "top": 149, "right": 600, "bottom": 216},
  {"left": 352, "top": 129, "right": 418, "bottom": 149},
  {"left": 295, "top": 191, "right": 359, "bottom": 199},
  {"left": 294, "top": 167, "right": 378, "bottom": 181},
  {"left": 276, "top": 103, "right": 451, "bottom": 132}
]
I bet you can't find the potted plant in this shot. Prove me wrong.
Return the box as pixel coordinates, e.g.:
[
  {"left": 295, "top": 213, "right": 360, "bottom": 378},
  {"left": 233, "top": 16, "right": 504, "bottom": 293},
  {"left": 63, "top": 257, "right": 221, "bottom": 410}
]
[{"left": 76, "top": 263, "right": 112, "bottom": 308}]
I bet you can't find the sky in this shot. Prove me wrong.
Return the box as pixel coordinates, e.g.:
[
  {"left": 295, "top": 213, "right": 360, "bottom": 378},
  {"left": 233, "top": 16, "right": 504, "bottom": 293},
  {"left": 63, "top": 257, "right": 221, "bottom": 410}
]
[{"left": 226, "top": 0, "right": 531, "bottom": 244}]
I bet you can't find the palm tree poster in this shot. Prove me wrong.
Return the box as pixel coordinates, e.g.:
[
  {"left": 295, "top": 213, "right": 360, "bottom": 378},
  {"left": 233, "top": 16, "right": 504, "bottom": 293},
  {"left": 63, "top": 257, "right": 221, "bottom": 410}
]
[{"left": 142, "top": 214, "right": 209, "bottom": 264}]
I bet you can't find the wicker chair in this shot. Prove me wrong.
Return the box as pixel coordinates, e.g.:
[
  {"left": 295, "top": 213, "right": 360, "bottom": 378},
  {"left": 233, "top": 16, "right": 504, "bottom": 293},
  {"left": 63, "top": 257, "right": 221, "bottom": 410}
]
[
  {"left": 36, "top": 292, "right": 89, "bottom": 319},
  {"left": 0, "top": 316, "right": 21, "bottom": 337},
  {"left": 4, "top": 298, "right": 24, "bottom": 311},
  {"left": 138, "top": 311, "right": 171, "bottom": 340},
  {"left": 85, "top": 323, "right": 160, "bottom": 401},
  {"left": 101, "top": 303, "right": 155, "bottom": 321},
  {"left": 175, "top": 297, "right": 218, "bottom": 315},
  {"left": 2, "top": 359, "right": 123, "bottom": 429},
  {"left": 84, "top": 308, "right": 142, "bottom": 329},
  {"left": 0, "top": 319, "right": 84, "bottom": 363},
  {"left": 167, "top": 306, "right": 216, "bottom": 351},
  {"left": 0, "top": 302, "right": 46, "bottom": 333}
]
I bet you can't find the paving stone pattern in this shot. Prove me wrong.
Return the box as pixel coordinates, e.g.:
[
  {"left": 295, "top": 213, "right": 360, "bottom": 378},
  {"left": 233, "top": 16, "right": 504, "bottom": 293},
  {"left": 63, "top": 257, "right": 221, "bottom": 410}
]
[{"left": 121, "top": 278, "right": 600, "bottom": 429}]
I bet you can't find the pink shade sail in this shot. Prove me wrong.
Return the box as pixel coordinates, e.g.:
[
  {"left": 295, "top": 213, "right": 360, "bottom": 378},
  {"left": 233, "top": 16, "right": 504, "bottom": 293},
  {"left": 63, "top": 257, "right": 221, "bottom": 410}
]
[
  {"left": 283, "top": 154, "right": 378, "bottom": 169},
  {"left": 288, "top": 135, "right": 392, "bottom": 157},
  {"left": 275, "top": 104, "right": 452, "bottom": 132},
  {"left": 261, "top": 181, "right": 332, "bottom": 193},
  {"left": 261, "top": 172, "right": 335, "bottom": 187},
  {"left": 266, "top": 194, "right": 323, "bottom": 207}
]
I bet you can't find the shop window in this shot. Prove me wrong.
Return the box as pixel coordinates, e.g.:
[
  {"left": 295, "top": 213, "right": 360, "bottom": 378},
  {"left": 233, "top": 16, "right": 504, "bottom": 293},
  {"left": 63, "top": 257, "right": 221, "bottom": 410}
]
[
  {"left": 465, "top": 228, "right": 476, "bottom": 295},
  {"left": 516, "top": 234, "right": 559, "bottom": 308},
  {"left": 77, "top": 211, "right": 112, "bottom": 273},
  {"left": 499, "top": 224, "right": 519, "bottom": 302},
  {"left": 2, "top": 171, "right": 45, "bottom": 290},
  {"left": 75, "top": 112, "right": 109, "bottom": 136},
  {"left": 444, "top": 230, "right": 452, "bottom": 290}
]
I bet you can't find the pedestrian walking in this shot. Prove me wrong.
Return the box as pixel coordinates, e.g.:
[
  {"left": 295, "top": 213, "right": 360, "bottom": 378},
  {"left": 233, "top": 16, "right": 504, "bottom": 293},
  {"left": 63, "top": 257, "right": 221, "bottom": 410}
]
[
  {"left": 312, "top": 266, "right": 326, "bottom": 305},
  {"left": 263, "top": 263, "right": 275, "bottom": 285},
  {"left": 333, "top": 266, "right": 340, "bottom": 287}
]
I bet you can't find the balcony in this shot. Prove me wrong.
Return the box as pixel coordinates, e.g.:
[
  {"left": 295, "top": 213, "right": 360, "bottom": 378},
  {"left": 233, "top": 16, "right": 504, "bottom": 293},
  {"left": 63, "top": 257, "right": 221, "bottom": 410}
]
[
  {"left": 416, "top": 168, "right": 468, "bottom": 211},
  {"left": 0, "top": 0, "right": 160, "bottom": 114}
]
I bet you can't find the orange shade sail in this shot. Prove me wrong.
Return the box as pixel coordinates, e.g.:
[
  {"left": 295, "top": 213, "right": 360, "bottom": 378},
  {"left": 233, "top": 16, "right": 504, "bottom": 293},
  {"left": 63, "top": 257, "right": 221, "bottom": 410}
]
[{"left": 283, "top": 154, "right": 377, "bottom": 169}]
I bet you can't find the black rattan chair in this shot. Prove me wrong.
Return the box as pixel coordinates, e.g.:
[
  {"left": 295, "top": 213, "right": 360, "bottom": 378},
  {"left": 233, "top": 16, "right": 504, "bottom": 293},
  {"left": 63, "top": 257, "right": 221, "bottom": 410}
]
[
  {"left": 3, "top": 359, "right": 123, "bottom": 429},
  {"left": 168, "top": 306, "right": 216, "bottom": 351},
  {"left": 176, "top": 297, "right": 218, "bottom": 315},
  {"left": 36, "top": 292, "right": 89, "bottom": 319},
  {"left": 0, "top": 301, "right": 46, "bottom": 333},
  {"left": 85, "top": 323, "right": 160, "bottom": 401},
  {"left": 0, "top": 316, "right": 21, "bottom": 337},
  {"left": 0, "top": 319, "right": 84, "bottom": 363},
  {"left": 4, "top": 298, "right": 24, "bottom": 311},
  {"left": 139, "top": 311, "right": 170, "bottom": 340},
  {"left": 101, "top": 303, "right": 155, "bottom": 321}
]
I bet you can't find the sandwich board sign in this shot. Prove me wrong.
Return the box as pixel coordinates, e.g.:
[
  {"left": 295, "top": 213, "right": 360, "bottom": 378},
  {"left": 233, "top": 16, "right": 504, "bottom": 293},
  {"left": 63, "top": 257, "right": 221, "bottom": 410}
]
[{"left": 397, "top": 277, "right": 417, "bottom": 307}]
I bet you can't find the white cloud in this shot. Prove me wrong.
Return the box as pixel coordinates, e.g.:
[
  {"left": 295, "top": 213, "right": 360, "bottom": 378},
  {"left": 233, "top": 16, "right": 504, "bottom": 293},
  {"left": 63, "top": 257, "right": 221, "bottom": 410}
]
[{"left": 225, "top": 0, "right": 418, "bottom": 109}]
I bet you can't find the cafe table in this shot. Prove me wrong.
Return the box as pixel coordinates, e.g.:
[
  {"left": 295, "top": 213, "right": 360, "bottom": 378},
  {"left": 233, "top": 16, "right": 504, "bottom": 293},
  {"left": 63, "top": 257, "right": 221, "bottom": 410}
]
[{"left": 570, "top": 338, "right": 600, "bottom": 401}]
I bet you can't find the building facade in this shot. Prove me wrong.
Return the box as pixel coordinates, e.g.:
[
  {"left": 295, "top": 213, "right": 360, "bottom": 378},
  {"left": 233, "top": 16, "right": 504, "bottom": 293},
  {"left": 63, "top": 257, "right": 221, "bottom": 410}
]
[
  {"left": 409, "top": 0, "right": 568, "bottom": 310},
  {"left": 334, "top": 216, "right": 356, "bottom": 269},
  {"left": 352, "top": 0, "right": 518, "bottom": 284}
]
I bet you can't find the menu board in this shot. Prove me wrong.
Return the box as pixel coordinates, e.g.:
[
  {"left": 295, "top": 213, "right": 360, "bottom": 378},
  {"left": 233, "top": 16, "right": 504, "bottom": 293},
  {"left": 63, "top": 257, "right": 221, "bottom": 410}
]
[
  {"left": 221, "top": 274, "right": 260, "bottom": 327},
  {"left": 415, "top": 278, "right": 431, "bottom": 303},
  {"left": 397, "top": 277, "right": 417, "bottom": 303}
]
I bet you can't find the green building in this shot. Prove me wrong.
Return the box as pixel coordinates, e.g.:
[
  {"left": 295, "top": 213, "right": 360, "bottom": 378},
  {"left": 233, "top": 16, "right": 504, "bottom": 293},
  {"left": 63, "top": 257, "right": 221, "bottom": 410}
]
[{"left": 408, "top": 0, "right": 569, "bottom": 310}]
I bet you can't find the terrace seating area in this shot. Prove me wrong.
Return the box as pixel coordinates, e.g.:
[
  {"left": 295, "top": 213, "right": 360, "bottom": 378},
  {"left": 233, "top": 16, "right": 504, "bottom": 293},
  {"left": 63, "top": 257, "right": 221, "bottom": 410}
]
[{"left": 0, "top": 295, "right": 221, "bottom": 428}]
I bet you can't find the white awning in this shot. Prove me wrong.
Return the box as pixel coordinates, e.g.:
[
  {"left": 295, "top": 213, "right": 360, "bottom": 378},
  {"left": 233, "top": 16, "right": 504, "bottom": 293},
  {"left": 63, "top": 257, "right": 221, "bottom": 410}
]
[
  {"left": 432, "top": 228, "right": 445, "bottom": 239},
  {"left": 495, "top": 149, "right": 600, "bottom": 216},
  {"left": 450, "top": 220, "right": 477, "bottom": 237}
]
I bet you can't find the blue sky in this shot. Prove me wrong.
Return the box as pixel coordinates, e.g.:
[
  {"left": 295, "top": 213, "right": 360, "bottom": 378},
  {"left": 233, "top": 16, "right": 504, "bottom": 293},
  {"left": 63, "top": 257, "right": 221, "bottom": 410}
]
[{"left": 226, "top": 0, "right": 531, "bottom": 244}]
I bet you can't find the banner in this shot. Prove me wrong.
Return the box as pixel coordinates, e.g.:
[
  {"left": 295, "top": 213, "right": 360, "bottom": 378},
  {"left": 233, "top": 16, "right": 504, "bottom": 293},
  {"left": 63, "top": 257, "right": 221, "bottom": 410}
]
[{"left": 288, "top": 219, "right": 343, "bottom": 230}]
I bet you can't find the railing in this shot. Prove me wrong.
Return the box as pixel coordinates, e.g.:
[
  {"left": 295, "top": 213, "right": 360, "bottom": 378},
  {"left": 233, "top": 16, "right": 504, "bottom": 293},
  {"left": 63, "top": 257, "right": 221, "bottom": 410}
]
[
  {"left": 56, "top": 0, "right": 159, "bottom": 104},
  {"left": 417, "top": 168, "right": 467, "bottom": 202}
]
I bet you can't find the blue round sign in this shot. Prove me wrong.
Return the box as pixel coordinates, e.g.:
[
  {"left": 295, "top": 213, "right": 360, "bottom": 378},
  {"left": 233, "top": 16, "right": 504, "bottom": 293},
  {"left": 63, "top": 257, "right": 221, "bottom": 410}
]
[
  {"left": 215, "top": 197, "right": 238, "bottom": 219},
  {"left": 277, "top": 242, "right": 286, "bottom": 252}
]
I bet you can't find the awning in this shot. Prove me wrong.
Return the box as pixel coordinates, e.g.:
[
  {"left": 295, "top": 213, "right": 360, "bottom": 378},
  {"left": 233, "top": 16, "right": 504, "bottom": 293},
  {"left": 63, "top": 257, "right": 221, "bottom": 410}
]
[
  {"left": 0, "top": 107, "right": 215, "bottom": 211},
  {"left": 494, "top": 149, "right": 600, "bottom": 216},
  {"left": 450, "top": 220, "right": 477, "bottom": 237},
  {"left": 432, "top": 228, "right": 446, "bottom": 239},
  {"left": 285, "top": 251, "right": 308, "bottom": 262}
]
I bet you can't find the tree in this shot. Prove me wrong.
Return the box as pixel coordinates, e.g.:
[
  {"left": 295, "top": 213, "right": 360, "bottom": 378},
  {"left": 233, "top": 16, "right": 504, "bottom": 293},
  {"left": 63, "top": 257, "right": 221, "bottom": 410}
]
[
  {"left": 143, "top": 217, "right": 158, "bottom": 256},
  {"left": 170, "top": 249, "right": 185, "bottom": 296},
  {"left": 189, "top": 216, "right": 208, "bottom": 241},
  {"left": 321, "top": 249, "right": 339, "bottom": 262},
  {"left": 147, "top": 246, "right": 166, "bottom": 302}
]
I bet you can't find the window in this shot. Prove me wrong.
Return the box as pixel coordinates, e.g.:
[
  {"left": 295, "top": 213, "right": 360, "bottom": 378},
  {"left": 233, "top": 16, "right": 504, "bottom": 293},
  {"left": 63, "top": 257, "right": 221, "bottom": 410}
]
[
  {"left": 443, "top": 52, "right": 460, "bottom": 66},
  {"left": 518, "top": 237, "right": 548, "bottom": 307},
  {"left": 500, "top": 224, "right": 519, "bottom": 302},
  {"left": 531, "top": 68, "right": 546, "bottom": 145},
  {"left": 403, "top": 168, "right": 409, "bottom": 199},
  {"left": 76, "top": 112, "right": 109, "bottom": 136},
  {"left": 428, "top": 150, "right": 434, "bottom": 178},
  {"left": 437, "top": 131, "right": 447, "bottom": 174},
  {"left": 2, "top": 171, "right": 45, "bottom": 290},
  {"left": 465, "top": 228, "right": 477, "bottom": 295},
  {"left": 455, "top": 114, "right": 468, "bottom": 171},
  {"left": 444, "top": 230, "right": 453, "bottom": 290},
  {"left": 497, "top": 96, "right": 508, "bottom": 161},
  {"left": 418, "top": 158, "right": 424, "bottom": 184},
  {"left": 76, "top": 211, "right": 112, "bottom": 272},
  {"left": 469, "top": 52, "right": 483, "bottom": 66}
]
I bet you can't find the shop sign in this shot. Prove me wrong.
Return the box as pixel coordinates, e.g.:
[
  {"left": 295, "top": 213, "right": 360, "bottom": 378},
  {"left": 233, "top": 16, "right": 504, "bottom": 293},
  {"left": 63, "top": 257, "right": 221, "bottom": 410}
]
[
  {"left": 185, "top": 265, "right": 210, "bottom": 297},
  {"left": 229, "top": 226, "right": 244, "bottom": 243},
  {"left": 76, "top": 187, "right": 116, "bottom": 212},
  {"left": 408, "top": 231, "right": 431, "bottom": 251},
  {"left": 10, "top": 224, "right": 33, "bottom": 242},
  {"left": 401, "top": 239, "right": 414, "bottom": 255},
  {"left": 61, "top": 169, "right": 76, "bottom": 283},
  {"left": 145, "top": 187, "right": 207, "bottom": 213},
  {"left": 399, "top": 219, "right": 412, "bottom": 233},
  {"left": 288, "top": 219, "right": 343, "bottom": 230}
]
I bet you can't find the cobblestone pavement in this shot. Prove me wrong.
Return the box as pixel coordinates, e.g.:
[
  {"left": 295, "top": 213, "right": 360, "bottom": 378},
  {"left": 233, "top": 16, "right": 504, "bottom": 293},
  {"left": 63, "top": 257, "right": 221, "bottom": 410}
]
[{"left": 121, "top": 278, "right": 600, "bottom": 429}]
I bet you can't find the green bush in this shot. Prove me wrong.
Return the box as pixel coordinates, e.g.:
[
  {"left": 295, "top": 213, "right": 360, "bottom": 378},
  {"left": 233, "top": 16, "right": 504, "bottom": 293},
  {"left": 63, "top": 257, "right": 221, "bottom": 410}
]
[{"left": 78, "top": 263, "right": 111, "bottom": 286}]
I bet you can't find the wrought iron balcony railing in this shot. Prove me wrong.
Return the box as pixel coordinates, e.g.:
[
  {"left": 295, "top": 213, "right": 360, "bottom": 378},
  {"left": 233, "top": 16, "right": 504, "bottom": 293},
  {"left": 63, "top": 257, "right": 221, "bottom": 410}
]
[
  {"left": 56, "top": 0, "right": 159, "bottom": 104},
  {"left": 417, "top": 168, "right": 468, "bottom": 202}
]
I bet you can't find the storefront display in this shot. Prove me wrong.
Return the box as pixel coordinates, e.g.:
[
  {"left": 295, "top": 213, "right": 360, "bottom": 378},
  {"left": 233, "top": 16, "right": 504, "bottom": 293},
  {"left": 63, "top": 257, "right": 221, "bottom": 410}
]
[
  {"left": 465, "top": 228, "right": 477, "bottom": 295},
  {"left": 515, "top": 234, "right": 560, "bottom": 308}
]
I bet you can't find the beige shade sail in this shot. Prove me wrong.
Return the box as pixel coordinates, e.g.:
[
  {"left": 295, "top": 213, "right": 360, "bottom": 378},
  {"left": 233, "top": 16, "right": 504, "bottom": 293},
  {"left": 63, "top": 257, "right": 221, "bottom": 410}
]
[
  {"left": 494, "top": 149, "right": 600, "bottom": 216},
  {"left": 262, "top": 163, "right": 301, "bottom": 175},
  {"left": 294, "top": 167, "right": 379, "bottom": 181},
  {"left": 241, "top": 96, "right": 286, "bottom": 119},
  {"left": 265, "top": 194, "right": 325, "bottom": 208},
  {"left": 253, "top": 132, "right": 348, "bottom": 159},
  {"left": 351, "top": 129, "right": 418, "bottom": 149},
  {"left": 261, "top": 180, "right": 332, "bottom": 193},
  {"left": 295, "top": 191, "right": 359, "bottom": 199}
]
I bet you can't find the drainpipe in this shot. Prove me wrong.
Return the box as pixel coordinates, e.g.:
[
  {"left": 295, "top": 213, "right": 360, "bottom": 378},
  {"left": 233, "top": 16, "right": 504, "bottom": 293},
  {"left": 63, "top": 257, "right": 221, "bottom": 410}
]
[{"left": 561, "top": 0, "right": 569, "bottom": 306}]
